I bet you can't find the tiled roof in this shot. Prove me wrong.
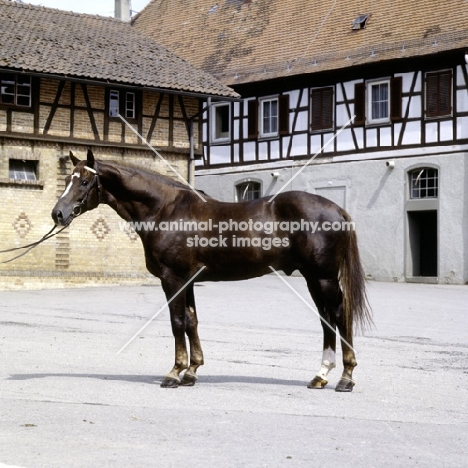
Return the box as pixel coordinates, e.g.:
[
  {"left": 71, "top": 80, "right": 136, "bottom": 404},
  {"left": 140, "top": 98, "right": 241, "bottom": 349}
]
[
  {"left": 0, "top": 0, "right": 238, "bottom": 98},
  {"left": 132, "top": 0, "right": 468, "bottom": 85}
]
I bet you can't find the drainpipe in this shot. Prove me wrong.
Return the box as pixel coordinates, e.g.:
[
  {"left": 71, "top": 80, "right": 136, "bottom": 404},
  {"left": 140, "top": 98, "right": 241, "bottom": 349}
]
[{"left": 115, "top": 0, "right": 131, "bottom": 21}]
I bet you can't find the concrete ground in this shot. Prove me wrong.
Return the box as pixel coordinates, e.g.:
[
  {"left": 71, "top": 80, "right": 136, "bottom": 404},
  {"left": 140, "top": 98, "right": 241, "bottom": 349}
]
[{"left": 0, "top": 277, "right": 467, "bottom": 467}]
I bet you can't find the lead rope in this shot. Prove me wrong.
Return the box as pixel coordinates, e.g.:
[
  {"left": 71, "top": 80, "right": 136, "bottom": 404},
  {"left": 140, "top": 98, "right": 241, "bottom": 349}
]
[{"left": 0, "top": 224, "right": 69, "bottom": 264}]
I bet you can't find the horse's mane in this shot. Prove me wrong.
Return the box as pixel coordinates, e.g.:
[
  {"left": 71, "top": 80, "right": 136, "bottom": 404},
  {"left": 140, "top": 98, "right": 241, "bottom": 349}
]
[{"left": 102, "top": 159, "right": 192, "bottom": 191}]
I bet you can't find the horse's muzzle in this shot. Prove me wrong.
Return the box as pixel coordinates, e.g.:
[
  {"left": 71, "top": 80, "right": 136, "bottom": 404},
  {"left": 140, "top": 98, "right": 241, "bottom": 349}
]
[{"left": 51, "top": 207, "right": 72, "bottom": 227}]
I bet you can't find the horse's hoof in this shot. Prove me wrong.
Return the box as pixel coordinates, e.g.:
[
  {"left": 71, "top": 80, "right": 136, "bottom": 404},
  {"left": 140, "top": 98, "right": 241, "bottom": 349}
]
[
  {"left": 160, "top": 377, "right": 180, "bottom": 388},
  {"left": 335, "top": 378, "right": 355, "bottom": 392},
  {"left": 180, "top": 372, "right": 198, "bottom": 386},
  {"left": 307, "top": 376, "right": 328, "bottom": 389}
]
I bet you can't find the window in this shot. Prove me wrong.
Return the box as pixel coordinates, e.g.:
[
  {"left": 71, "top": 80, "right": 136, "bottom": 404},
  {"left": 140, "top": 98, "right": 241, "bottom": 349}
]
[
  {"left": 1, "top": 74, "right": 32, "bottom": 107},
  {"left": 236, "top": 181, "right": 261, "bottom": 201},
  {"left": 352, "top": 14, "right": 370, "bottom": 30},
  {"left": 410, "top": 168, "right": 438, "bottom": 199},
  {"left": 426, "top": 70, "right": 452, "bottom": 118},
  {"left": 125, "top": 92, "right": 136, "bottom": 119},
  {"left": 109, "top": 89, "right": 137, "bottom": 119},
  {"left": 247, "top": 96, "right": 289, "bottom": 139},
  {"left": 311, "top": 87, "right": 334, "bottom": 131},
  {"left": 368, "top": 80, "right": 389, "bottom": 123},
  {"left": 211, "top": 103, "right": 230, "bottom": 142},
  {"left": 354, "top": 77, "right": 402, "bottom": 125},
  {"left": 9, "top": 160, "right": 38, "bottom": 181},
  {"left": 260, "top": 97, "right": 278, "bottom": 137},
  {"left": 109, "top": 90, "right": 119, "bottom": 117}
]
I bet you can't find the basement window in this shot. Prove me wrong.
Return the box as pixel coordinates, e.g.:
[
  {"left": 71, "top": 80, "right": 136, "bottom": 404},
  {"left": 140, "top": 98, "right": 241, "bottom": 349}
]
[
  {"left": 236, "top": 181, "right": 261, "bottom": 202},
  {"left": 9, "top": 159, "right": 38, "bottom": 181},
  {"left": 352, "top": 14, "right": 369, "bottom": 30},
  {"left": 410, "top": 168, "right": 438, "bottom": 199}
]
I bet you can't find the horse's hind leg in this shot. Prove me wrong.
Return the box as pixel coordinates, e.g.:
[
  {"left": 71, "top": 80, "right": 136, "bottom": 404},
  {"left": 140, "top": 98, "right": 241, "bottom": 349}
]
[
  {"left": 303, "top": 276, "right": 337, "bottom": 389},
  {"left": 180, "top": 284, "right": 204, "bottom": 386},
  {"left": 334, "top": 294, "right": 358, "bottom": 392},
  {"left": 313, "top": 278, "right": 358, "bottom": 392}
]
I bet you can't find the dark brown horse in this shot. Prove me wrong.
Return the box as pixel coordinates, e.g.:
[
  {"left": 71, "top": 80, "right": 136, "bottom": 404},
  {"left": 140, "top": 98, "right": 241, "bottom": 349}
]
[{"left": 51, "top": 150, "right": 371, "bottom": 391}]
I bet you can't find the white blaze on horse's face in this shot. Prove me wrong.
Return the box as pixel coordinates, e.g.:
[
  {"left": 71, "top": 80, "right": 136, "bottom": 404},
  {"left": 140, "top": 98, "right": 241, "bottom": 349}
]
[{"left": 60, "top": 172, "right": 81, "bottom": 200}]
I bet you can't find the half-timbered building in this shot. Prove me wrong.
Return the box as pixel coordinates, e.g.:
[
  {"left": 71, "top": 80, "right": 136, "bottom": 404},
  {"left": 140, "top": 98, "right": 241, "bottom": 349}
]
[
  {"left": 0, "top": 0, "right": 237, "bottom": 288},
  {"left": 134, "top": 0, "right": 468, "bottom": 284}
]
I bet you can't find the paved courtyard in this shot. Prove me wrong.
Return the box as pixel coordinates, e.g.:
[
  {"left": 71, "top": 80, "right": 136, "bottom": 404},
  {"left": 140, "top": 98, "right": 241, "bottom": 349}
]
[{"left": 1, "top": 277, "right": 467, "bottom": 467}]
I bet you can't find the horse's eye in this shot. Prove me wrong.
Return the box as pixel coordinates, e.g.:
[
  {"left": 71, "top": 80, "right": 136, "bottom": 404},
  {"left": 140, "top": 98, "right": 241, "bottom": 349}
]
[{"left": 81, "top": 179, "right": 89, "bottom": 187}]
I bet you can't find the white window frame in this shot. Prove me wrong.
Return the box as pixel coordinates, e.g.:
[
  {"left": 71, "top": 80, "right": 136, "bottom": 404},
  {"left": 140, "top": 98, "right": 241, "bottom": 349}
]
[
  {"left": 367, "top": 79, "right": 390, "bottom": 124},
  {"left": 211, "top": 102, "right": 231, "bottom": 143},
  {"left": 259, "top": 96, "right": 279, "bottom": 138},
  {"left": 125, "top": 92, "right": 136, "bottom": 119}
]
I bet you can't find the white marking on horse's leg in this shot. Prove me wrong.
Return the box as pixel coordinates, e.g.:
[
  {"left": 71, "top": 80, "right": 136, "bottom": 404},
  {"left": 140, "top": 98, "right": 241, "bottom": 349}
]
[
  {"left": 60, "top": 173, "right": 80, "bottom": 199},
  {"left": 316, "top": 347, "right": 336, "bottom": 380}
]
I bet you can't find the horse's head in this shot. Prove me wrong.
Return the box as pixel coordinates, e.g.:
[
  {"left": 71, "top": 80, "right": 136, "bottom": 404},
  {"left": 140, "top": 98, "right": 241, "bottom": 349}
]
[{"left": 51, "top": 149, "right": 101, "bottom": 226}]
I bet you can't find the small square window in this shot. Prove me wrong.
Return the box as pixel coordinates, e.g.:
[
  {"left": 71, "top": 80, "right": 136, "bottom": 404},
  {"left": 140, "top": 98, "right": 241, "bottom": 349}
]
[
  {"left": 236, "top": 181, "right": 261, "bottom": 201},
  {"left": 410, "top": 168, "right": 438, "bottom": 199},
  {"left": 9, "top": 159, "right": 38, "bottom": 181},
  {"left": 1, "top": 74, "right": 31, "bottom": 108}
]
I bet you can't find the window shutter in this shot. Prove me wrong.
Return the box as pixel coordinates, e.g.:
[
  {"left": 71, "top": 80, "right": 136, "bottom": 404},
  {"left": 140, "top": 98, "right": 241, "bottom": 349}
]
[
  {"left": 311, "top": 87, "right": 333, "bottom": 130},
  {"left": 247, "top": 99, "right": 258, "bottom": 139},
  {"left": 426, "top": 73, "right": 439, "bottom": 117},
  {"left": 426, "top": 70, "right": 452, "bottom": 118},
  {"left": 322, "top": 87, "right": 333, "bottom": 129},
  {"left": 439, "top": 70, "right": 452, "bottom": 116},
  {"left": 354, "top": 82, "right": 365, "bottom": 125},
  {"left": 390, "top": 77, "right": 402, "bottom": 121},
  {"left": 278, "top": 94, "right": 290, "bottom": 135}
]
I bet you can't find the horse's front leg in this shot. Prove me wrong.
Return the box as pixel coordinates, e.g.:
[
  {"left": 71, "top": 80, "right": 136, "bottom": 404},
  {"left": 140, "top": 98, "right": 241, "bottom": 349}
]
[
  {"left": 160, "top": 278, "right": 189, "bottom": 388},
  {"left": 180, "top": 284, "right": 204, "bottom": 386}
]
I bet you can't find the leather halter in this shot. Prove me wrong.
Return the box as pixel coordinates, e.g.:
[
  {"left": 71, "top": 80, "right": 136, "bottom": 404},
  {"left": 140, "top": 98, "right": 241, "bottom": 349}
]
[{"left": 71, "top": 164, "right": 102, "bottom": 219}]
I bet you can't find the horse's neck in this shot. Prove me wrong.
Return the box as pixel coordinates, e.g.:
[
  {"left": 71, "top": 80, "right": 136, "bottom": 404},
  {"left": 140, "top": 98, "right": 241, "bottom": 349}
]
[{"left": 100, "top": 163, "right": 175, "bottom": 222}]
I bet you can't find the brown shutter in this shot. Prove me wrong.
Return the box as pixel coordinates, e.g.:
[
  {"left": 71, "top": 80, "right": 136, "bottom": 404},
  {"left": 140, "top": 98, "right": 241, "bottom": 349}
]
[
  {"left": 278, "top": 94, "right": 290, "bottom": 135},
  {"left": 311, "top": 87, "right": 333, "bottom": 130},
  {"left": 426, "top": 73, "right": 439, "bottom": 117},
  {"left": 247, "top": 99, "right": 258, "bottom": 139},
  {"left": 390, "top": 77, "right": 402, "bottom": 121},
  {"left": 439, "top": 70, "right": 452, "bottom": 116},
  {"left": 426, "top": 71, "right": 452, "bottom": 118},
  {"left": 354, "top": 82, "right": 365, "bottom": 125},
  {"left": 322, "top": 87, "right": 333, "bottom": 129}
]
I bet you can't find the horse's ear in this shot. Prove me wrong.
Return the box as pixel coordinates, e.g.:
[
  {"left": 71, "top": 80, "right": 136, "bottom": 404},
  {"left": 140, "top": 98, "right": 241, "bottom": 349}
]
[
  {"left": 87, "top": 149, "right": 95, "bottom": 168},
  {"left": 69, "top": 151, "right": 80, "bottom": 167}
]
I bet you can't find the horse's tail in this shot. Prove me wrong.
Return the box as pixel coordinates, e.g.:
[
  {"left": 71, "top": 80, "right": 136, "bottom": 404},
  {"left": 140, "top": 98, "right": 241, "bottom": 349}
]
[{"left": 339, "top": 210, "right": 373, "bottom": 333}]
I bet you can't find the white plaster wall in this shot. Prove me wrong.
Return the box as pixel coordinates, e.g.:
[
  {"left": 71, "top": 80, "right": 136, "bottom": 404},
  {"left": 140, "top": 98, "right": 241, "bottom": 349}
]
[{"left": 195, "top": 152, "right": 468, "bottom": 284}]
